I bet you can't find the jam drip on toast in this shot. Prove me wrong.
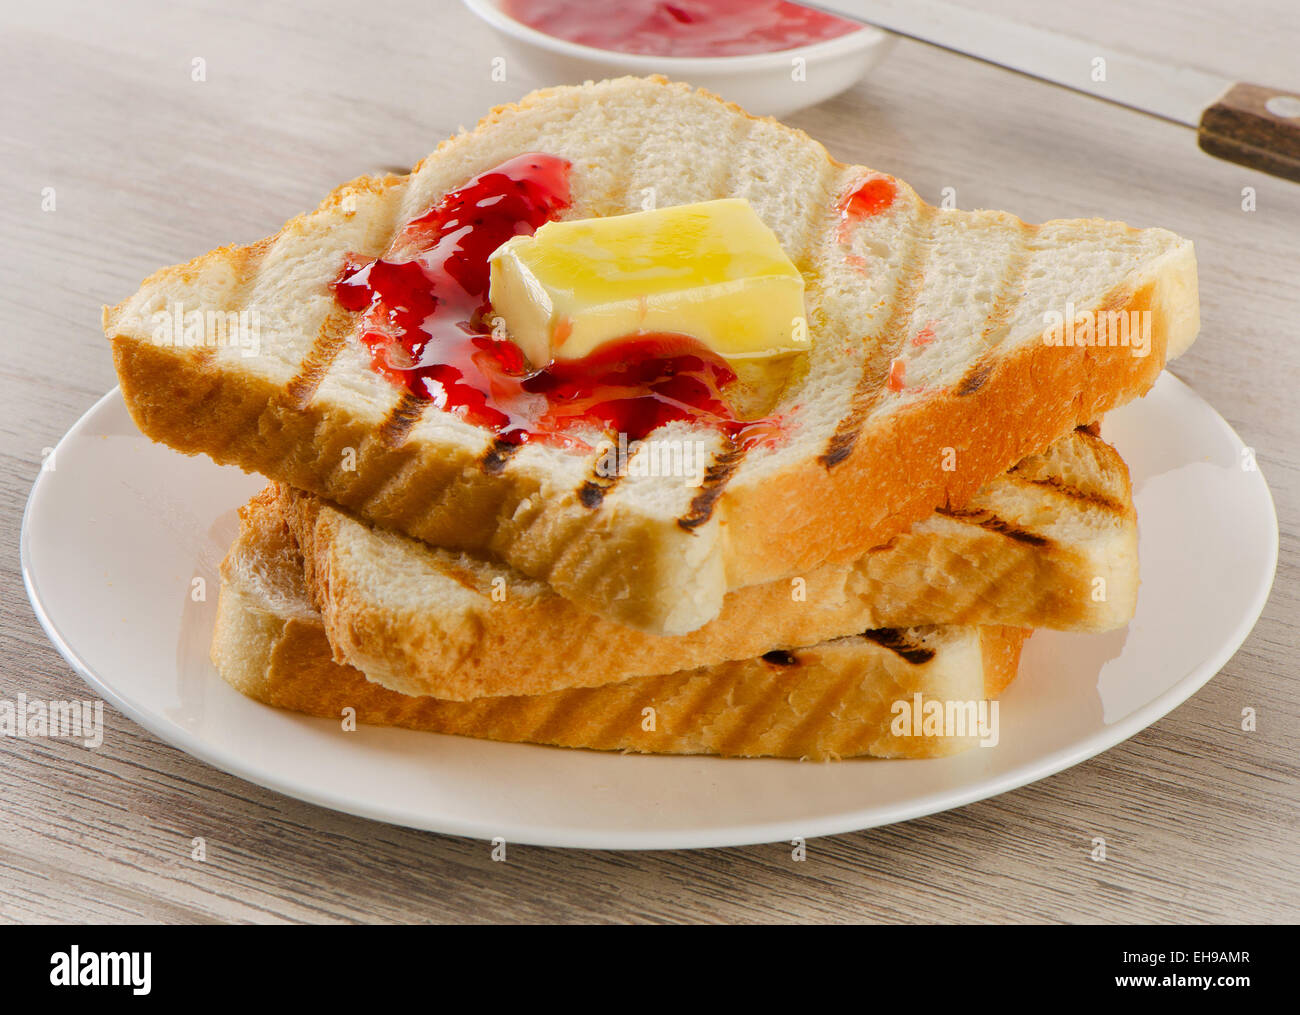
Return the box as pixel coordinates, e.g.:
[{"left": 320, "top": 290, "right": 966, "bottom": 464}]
[{"left": 333, "top": 153, "right": 785, "bottom": 449}]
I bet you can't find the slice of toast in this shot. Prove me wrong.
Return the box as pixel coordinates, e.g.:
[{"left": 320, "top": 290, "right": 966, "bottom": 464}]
[
  {"left": 278, "top": 425, "right": 1133, "bottom": 700},
  {"left": 214, "top": 493, "right": 1027, "bottom": 760},
  {"left": 106, "top": 76, "right": 1197, "bottom": 635}
]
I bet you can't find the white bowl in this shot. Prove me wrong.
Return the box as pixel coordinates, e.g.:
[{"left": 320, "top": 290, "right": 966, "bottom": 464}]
[{"left": 463, "top": 0, "right": 894, "bottom": 117}]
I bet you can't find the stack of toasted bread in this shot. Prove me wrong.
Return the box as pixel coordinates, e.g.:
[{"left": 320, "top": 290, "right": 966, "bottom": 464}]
[{"left": 103, "top": 77, "right": 1198, "bottom": 760}]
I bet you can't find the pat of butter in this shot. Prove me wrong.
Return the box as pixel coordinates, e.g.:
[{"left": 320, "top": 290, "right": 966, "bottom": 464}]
[{"left": 487, "top": 198, "right": 808, "bottom": 367}]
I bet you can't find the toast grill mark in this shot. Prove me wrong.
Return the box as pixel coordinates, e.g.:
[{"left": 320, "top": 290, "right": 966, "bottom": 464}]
[
  {"left": 976, "top": 220, "right": 1036, "bottom": 354},
  {"left": 619, "top": 82, "right": 687, "bottom": 213},
  {"left": 955, "top": 360, "right": 993, "bottom": 396},
  {"left": 1005, "top": 430, "right": 1128, "bottom": 513},
  {"left": 954, "top": 223, "right": 1035, "bottom": 398},
  {"left": 936, "top": 507, "right": 1050, "bottom": 546},
  {"left": 377, "top": 392, "right": 427, "bottom": 449},
  {"left": 818, "top": 428, "right": 858, "bottom": 469},
  {"left": 285, "top": 308, "right": 355, "bottom": 409},
  {"left": 762, "top": 650, "right": 800, "bottom": 667},
  {"left": 480, "top": 438, "right": 522, "bottom": 475},
  {"left": 578, "top": 479, "right": 610, "bottom": 509},
  {"left": 819, "top": 202, "right": 936, "bottom": 468},
  {"left": 861, "top": 628, "right": 936, "bottom": 665},
  {"left": 457, "top": 693, "right": 520, "bottom": 735},
  {"left": 1013, "top": 475, "right": 1126, "bottom": 515},
  {"left": 677, "top": 438, "right": 747, "bottom": 530},
  {"left": 785, "top": 140, "right": 845, "bottom": 279},
  {"left": 578, "top": 440, "right": 624, "bottom": 508},
  {"left": 719, "top": 668, "right": 803, "bottom": 755},
  {"left": 586, "top": 672, "right": 676, "bottom": 746},
  {"left": 527, "top": 683, "right": 614, "bottom": 745},
  {"left": 681, "top": 666, "right": 750, "bottom": 737},
  {"left": 783, "top": 668, "right": 869, "bottom": 755},
  {"left": 287, "top": 176, "right": 410, "bottom": 409}
]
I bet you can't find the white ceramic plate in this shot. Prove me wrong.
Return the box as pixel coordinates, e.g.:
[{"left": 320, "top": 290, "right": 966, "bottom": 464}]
[{"left": 22, "top": 372, "right": 1277, "bottom": 850}]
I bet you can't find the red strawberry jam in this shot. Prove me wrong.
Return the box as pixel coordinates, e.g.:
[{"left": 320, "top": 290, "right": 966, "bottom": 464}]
[
  {"left": 502, "top": 0, "right": 861, "bottom": 58},
  {"left": 835, "top": 175, "right": 896, "bottom": 244},
  {"left": 332, "top": 153, "right": 785, "bottom": 450}
]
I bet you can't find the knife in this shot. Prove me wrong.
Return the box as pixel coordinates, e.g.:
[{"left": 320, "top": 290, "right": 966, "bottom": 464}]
[{"left": 819, "top": 0, "right": 1300, "bottom": 182}]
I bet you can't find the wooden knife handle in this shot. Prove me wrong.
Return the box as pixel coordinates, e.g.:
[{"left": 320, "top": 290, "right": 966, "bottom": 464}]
[{"left": 1198, "top": 83, "right": 1300, "bottom": 182}]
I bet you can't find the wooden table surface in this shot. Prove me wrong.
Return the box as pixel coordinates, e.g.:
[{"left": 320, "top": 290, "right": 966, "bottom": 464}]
[{"left": 1, "top": 0, "right": 1296, "bottom": 923}]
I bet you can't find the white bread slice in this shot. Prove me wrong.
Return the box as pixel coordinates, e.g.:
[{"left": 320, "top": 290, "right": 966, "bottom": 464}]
[
  {"left": 214, "top": 495, "right": 1027, "bottom": 760},
  {"left": 279, "top": 425, "right": 1133, "bottom": 700},
  {"left": 106, "top": 76, "right": 1197, "bottom": 635}
]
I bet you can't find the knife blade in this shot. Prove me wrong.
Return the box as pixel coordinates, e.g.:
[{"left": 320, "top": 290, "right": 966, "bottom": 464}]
[{"left": 818, "top": 0, "right": 1300, "bottom": 181}]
